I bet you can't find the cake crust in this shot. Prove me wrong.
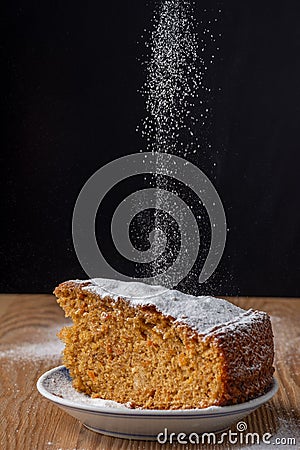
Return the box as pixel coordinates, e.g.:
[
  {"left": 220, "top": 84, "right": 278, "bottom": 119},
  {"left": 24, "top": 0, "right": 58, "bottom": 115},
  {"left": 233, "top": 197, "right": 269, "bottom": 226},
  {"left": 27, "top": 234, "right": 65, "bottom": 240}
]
[{"left": 54, "top": 279, "right": 274, "bottom": 409}]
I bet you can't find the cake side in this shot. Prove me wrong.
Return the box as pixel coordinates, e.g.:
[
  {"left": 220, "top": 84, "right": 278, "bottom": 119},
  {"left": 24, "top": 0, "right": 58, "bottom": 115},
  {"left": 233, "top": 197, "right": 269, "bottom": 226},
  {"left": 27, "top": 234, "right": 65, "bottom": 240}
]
[
  {"left": 54, "top": 279, "right": 275, "bottom": 409},
  {"left": 206, "top": 310, "right": 274, "bottom": 404}
]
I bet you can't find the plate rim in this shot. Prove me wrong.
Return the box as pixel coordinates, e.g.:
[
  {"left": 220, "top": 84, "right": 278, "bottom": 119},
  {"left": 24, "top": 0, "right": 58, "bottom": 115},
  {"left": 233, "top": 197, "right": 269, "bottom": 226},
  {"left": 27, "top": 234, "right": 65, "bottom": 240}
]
[{"left": 37, "top": 365, "right": 278, "bottom": 417}]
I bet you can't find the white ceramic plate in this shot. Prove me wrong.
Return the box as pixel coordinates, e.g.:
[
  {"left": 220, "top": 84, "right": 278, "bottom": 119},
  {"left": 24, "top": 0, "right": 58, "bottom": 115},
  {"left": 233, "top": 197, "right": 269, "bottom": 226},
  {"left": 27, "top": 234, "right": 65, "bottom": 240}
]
[{"left": 37, "top": 366, "right": 278, "bottom": 441}]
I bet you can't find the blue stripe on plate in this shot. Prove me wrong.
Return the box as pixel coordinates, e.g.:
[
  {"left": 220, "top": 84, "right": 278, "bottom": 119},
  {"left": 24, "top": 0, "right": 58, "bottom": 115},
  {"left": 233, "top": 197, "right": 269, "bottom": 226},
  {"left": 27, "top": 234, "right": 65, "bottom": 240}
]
[{"left": 83, "top": 423, "right": 230, "bottom": 439}]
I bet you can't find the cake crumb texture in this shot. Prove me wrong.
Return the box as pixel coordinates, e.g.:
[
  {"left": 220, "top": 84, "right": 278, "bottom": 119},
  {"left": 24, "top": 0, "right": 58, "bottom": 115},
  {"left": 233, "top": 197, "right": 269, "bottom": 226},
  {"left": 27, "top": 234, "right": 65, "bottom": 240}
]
[{"left": 54, "top": 279, "right": 274, "bottom": 409}]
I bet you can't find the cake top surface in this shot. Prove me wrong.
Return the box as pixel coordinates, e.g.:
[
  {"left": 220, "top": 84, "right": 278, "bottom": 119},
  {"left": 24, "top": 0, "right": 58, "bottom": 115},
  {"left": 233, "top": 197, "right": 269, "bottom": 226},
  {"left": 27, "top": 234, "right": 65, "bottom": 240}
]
[{"left": 70, "top": 278, "right": 257, "bottom": 336}]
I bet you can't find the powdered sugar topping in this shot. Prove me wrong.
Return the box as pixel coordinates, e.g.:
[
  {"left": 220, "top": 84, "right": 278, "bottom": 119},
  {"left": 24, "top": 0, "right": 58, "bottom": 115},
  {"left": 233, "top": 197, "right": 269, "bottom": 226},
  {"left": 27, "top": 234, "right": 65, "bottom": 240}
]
[{"left": 75, "top": 278, "right": 256, "bottom": 335}]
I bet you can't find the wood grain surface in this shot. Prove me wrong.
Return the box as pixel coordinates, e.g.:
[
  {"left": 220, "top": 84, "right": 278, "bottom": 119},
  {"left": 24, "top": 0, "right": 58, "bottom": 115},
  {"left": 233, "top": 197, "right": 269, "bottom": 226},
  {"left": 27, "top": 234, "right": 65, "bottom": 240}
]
[{"left": 0, "top": 295, "right": 299, "bottom": 450}]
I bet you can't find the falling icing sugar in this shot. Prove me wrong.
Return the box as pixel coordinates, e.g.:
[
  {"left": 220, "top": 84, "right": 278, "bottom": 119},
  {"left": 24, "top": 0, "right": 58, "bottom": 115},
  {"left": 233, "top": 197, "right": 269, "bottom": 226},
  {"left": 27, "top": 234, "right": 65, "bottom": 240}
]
[
  {"left": 140, "top": 0, "right": 215, "bottom": 156},
  {"left": 134, "top": 1, "right": 221, "bottom": 282}
]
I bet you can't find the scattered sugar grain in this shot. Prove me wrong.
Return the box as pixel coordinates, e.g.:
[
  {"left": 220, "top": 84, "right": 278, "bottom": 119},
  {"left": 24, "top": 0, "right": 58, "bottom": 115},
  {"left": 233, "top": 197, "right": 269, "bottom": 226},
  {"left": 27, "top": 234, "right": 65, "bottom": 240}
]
[
  {"left": 0, "top": 341, "right": 64, "bottom": 361},
  {"left": 0, "top": 325, "right": 66, "bottom": 362}
]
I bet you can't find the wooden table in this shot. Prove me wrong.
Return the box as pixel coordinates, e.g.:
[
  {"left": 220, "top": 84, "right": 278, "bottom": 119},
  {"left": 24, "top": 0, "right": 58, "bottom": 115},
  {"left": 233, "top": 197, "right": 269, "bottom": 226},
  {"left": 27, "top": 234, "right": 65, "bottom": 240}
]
[{"left": 0, "top": 295, "right": 299, "bottom": 450}]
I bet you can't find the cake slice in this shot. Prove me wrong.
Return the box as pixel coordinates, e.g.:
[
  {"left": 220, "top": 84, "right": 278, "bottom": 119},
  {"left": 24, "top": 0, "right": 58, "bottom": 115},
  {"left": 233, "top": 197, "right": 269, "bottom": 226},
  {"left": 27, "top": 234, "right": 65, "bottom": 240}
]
[{"left": 54, "top": 278, "right": 274, "bottom": 410}]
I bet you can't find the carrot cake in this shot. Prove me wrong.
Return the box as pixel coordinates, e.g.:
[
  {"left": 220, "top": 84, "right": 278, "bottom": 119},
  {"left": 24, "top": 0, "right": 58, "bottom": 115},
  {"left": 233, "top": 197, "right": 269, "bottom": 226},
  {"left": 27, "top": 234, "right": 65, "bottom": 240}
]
[{"left": 54, "top": 278, "right": 274, "bottom": 409}]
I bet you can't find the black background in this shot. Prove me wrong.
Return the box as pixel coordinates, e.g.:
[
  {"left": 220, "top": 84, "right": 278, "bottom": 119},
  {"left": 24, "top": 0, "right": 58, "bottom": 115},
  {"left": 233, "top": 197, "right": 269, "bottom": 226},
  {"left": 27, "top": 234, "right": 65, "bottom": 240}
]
[{"left": 1, "top": 0, "right": 300, "bottom": 296}]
